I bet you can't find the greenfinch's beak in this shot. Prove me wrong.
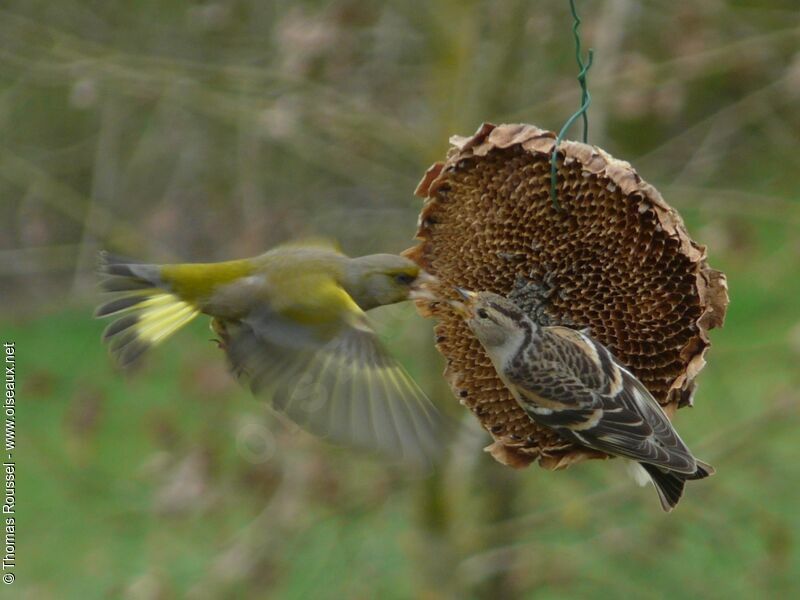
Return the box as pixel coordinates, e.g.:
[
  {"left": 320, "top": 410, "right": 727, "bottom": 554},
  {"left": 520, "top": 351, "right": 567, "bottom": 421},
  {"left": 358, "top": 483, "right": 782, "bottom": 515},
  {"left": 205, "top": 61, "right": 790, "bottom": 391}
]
[
  {"left": 413, "top": 271, "right": 438, "bottom": 288},
  {"left": 409, "top": 271, "right": 438, "bottom": 301},
  {"left": 449, "top": 287, "right": 476, "bottom": 318}
]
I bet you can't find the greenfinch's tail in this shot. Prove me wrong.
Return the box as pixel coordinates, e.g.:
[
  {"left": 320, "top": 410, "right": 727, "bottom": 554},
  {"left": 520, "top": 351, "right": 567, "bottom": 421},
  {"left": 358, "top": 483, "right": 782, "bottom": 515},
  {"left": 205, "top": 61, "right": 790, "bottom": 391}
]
[{"left": 95, "top": 252, "right": 200, "bottom": 367}]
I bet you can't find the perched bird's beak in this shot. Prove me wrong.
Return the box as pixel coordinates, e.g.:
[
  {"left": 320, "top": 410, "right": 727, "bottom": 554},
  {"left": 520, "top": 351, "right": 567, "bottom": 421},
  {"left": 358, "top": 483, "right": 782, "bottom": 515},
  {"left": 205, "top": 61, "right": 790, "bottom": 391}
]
[
  {"left": 409, "top": 271, "right": 438, "bottom": 301},
  {"left": 449, "top": 287, "right": 476, "bottom": 318}
]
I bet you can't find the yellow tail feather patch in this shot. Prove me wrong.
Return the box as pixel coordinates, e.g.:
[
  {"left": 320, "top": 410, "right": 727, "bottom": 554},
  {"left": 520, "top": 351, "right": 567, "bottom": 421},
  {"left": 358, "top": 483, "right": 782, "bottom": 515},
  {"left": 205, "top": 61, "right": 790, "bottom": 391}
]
[
  {"left": 98, "top": 291, "right": 200, "bottom": 367},
  {"left": 133, "top": 295, "right": 200, "bottom": 345}
]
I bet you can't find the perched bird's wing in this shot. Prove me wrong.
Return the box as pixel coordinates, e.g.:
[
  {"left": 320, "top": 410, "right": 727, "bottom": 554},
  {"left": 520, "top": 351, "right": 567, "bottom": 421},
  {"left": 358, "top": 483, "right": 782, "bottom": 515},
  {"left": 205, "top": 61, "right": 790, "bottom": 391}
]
[
  {"left": 507, "top": 326, "right": 697, "bottom": 474},
  {"left": 505, "top": 326, "right": 605, "bottom": 423},
  {"left": 585, "top": 365, "right": 698, "bottom": 474},
  {"left": 219, "top": 275, "right": 444, "bottom": 469}
]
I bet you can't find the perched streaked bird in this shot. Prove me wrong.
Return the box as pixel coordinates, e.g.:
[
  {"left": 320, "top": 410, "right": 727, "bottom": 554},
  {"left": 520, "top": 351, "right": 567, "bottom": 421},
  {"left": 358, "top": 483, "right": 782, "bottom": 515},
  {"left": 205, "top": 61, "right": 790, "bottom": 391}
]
[
  {"left": 94, "top": 241, "right": 443, "bottom": 468},
  {"left": 450, "top": 289, "right": 713, "bottom": 511}
]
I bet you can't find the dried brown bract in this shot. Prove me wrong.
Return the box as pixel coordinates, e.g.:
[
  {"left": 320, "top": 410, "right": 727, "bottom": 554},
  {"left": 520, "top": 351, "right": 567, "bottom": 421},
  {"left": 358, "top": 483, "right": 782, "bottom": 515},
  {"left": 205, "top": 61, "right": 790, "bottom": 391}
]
[{"left": 404, "top": 123, "right": 729, "bottom": 470}]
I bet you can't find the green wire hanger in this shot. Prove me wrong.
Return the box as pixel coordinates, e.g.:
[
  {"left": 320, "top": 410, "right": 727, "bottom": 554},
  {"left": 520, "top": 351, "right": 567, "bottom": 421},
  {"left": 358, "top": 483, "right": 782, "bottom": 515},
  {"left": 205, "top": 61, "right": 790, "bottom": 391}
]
[{"left": 550, "top": 0, "right": 595, "bottom": 212}]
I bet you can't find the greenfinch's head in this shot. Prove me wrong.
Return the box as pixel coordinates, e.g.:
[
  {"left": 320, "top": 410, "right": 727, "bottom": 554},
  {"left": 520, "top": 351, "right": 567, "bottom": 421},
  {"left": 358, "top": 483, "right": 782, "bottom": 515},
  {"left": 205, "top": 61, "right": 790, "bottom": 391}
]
[{"left": 344, "top": 254, "right": 433, "bottom": 310}]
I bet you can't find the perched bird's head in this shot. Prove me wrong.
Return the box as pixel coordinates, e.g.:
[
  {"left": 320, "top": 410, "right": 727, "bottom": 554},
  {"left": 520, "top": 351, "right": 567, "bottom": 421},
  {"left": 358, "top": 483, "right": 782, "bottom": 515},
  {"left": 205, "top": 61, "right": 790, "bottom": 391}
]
[
  {"left": 344, "top": 254, "right": 434, "bottom": 311},
  {"left": 450, "top": 289, "right": 534, "bottom": 362}
]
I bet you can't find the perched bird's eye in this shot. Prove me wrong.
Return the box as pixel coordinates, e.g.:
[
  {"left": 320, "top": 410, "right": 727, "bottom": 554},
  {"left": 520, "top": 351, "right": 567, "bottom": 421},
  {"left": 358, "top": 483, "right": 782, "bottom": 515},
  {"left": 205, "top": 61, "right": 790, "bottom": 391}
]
[
  {"left": 394, "top": 273, "right": 416, "bottom": 285},
  {"left": 477, "top": 308, "right": 489, "bottom": 319}
]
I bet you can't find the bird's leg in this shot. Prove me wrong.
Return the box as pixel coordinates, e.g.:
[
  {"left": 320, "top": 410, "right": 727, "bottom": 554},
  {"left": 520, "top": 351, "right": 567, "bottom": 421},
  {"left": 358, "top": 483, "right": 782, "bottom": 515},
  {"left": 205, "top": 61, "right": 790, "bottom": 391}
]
[{"left": 210, "top": 318, "right": 229, "bottom": 351}]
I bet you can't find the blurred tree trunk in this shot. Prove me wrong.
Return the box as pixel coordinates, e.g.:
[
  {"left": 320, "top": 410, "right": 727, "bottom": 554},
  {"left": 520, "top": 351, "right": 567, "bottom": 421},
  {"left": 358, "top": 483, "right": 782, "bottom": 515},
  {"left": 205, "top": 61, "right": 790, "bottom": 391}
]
[
  {"left": 412, "top": 464, "right": 458, "bottom": 599},
  {"left": 411, "top": 370, "right": 458, "bottom": 599},
  {"left": 468, "top": 455, "right": 521, "bottom": 600},
  {"left": 586, "top": 0, "right": 633, "bottom": 143},
  {"left": 73, "top": 98, "right": 126, "bottom": 293}
]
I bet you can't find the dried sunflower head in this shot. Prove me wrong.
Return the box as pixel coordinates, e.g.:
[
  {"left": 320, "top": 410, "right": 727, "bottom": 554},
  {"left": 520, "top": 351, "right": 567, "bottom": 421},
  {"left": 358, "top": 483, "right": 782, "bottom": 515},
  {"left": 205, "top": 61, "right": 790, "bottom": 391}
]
[{"left": 404, "top": 123, "right": 729, "bottom": 470}]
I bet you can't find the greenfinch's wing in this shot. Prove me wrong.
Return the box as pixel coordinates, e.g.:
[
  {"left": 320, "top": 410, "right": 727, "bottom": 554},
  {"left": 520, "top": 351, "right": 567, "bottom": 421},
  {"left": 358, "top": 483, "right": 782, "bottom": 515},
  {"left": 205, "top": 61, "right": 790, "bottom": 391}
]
[{"left": 219, "top": 307, "right": 444, "bottom": 469}]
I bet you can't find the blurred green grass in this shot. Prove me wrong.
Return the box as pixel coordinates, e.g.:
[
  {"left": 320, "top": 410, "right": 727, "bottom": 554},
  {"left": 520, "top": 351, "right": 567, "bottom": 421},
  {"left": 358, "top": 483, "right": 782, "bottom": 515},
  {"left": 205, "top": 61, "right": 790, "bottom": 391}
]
[
  {"left": 8, "top": 229, "right": 800, "bottom": 597},
  {"left": 3, "top": 0, "right": 800, "bottom": 598}
]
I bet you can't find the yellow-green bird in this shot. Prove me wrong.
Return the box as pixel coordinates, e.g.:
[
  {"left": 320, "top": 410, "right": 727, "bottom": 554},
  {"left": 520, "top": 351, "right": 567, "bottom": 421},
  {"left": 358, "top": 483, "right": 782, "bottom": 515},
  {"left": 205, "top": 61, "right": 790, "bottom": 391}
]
[{"left": 95, "top": 241, "right": 443, "bottom": 468}]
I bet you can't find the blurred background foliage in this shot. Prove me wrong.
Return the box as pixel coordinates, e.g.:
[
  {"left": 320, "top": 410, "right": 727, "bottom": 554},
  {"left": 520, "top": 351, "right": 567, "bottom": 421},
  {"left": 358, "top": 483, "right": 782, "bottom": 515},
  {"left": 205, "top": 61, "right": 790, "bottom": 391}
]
[{"left": 2, "top": 0, "right": 800, "bottom": 598}]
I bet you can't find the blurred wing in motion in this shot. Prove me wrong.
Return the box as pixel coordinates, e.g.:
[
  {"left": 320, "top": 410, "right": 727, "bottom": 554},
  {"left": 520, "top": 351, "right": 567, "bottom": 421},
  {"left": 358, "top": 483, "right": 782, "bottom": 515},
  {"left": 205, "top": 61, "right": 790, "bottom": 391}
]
[{"left": 218, "top": 306, "right": 445, "bottom": 470}]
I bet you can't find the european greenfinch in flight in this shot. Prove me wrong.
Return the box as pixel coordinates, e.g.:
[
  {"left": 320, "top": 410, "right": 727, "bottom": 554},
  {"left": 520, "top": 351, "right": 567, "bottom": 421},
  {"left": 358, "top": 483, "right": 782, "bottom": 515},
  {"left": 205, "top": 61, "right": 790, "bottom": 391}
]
[
  {"left": 95, "top": 241, "right": 443, "bottom": 468},
  {"left": 450, "top": 289, "right": 713, "bottom": 511}
]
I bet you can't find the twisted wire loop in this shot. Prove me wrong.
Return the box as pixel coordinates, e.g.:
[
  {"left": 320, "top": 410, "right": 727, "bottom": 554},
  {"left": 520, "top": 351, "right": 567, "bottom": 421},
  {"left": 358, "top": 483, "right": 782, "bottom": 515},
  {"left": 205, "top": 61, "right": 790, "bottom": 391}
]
[{"left": 550, "top": 0, "right": 595, "bottom": 212}]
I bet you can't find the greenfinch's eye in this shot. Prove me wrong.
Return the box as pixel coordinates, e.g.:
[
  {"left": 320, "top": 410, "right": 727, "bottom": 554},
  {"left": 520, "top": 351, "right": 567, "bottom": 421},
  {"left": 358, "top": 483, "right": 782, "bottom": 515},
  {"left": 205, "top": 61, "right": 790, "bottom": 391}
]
[
  {"left": 477, "top": 308, "right": 489, "bottom": 319},
  {"left": 394, "top": 273, "right": 416, "bottom": 285}
]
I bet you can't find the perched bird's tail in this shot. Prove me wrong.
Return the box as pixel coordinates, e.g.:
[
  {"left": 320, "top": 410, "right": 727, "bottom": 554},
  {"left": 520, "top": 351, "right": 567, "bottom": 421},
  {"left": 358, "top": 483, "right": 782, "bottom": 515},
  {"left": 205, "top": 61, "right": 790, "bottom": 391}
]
[
  {"left": 685, "top": 459, "right": 715, "bottom": 480},
  {"left": 640, "top": 460, "right": 715, "bottom": 512},
  {"left": 641, "top": 464, "right": 685, "bottom": 512},
  {"left": 95, "top": 252, "right": 200, "bottom": 367}
]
